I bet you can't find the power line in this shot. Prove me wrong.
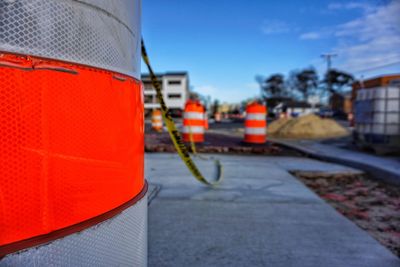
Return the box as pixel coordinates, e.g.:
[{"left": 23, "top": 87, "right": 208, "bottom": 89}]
[{"left": 352, "top": 60, "right": 400, "bottom": 73}]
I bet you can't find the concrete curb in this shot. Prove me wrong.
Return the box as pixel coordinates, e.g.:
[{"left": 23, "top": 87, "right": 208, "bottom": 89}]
[{"left": 273, "top": 140, "right": 400, "bottom": 186}]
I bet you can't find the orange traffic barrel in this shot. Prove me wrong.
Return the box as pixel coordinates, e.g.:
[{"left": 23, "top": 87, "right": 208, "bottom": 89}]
[
  {"left": 244, "top": 102, "right": 267, "bottom": 144},
  {"left": 152, "top": 109, "right": 163, "bottom": 132},
  {"left": 348, "top": 112, "right": 355, "bottom": 127},
  {"left": 183, "top": 100, "right": 205, "bottom": 143},
  {"left": 215, "top": 112, "right": 222, "bottom": 122},
  {"left": 0, "top": 0, "right": 146, "bottom": 265},
  {"left": 204, "top": 113, "right": 209, "bottom": 130}
]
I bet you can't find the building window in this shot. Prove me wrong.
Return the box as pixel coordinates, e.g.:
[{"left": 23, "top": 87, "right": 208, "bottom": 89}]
[
  {"left": 168, "top": 93, "right": 181, "bottom": 99},
  {"left": 143, "top": 83, "right": 154, "bottom": 90},
  {"left": 144, "top": 95, "right": 154, "bottom": 103},
  {"left": 168, "top": 80, "right": 181, "bottom": 85}
]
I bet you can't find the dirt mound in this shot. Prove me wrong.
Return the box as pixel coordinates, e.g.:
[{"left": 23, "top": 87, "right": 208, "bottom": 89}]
[
  {"left": 268, "top": 116, "right": 289, "bottom": 134},
  {"left": 268, "top": 114, "right": 349, "bottom": 139}
]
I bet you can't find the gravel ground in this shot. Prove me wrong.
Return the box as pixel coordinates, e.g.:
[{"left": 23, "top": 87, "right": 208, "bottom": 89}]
[
  {"left": 145, "top": 131, "right": 301, "bottom": 156},
  {"left": 294, "top": 171, "right": 400, "bottom": 257}
]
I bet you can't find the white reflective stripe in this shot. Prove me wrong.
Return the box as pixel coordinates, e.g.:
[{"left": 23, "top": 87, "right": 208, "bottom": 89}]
[
  {"left": 152, "top": 115, "right": 162, "bottom": 120},
  {"left": 246, "top": 113, "right": 265, "bottom": 121},
  {"left": 182, "top": 126, "right": 205, "bottom": 134},
  {"left": 0, "top": 0, "right": 141, "bottom": 78},
  {"left": 245, "top": 127, "right": 266, "bottom": 135},
  {"left": 2, "top": 194, "right": 148, "bottom": 266},
  {"left": 184, "top": 112, "right": 204, "bottom": 120},
  {"left": 152, "top": 122, "right": 162, "bottom": 127}
]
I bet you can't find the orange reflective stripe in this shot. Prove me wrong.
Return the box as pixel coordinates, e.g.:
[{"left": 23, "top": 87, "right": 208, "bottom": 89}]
[
  {"left": 245, "top": 120, "right": 267, "bottom": 128},
  {"left": 244, "top": 135, "right": 266, "bottom": 143},
  {"left": 0, "top": 54, "right": 144, "bottom": 247},
  {"left": 183, "top": 119, "right": 206, "bottom": 127},
  {"left": 204, "top": 115, "right": 209, "bottom": 129},
  {"left": 185, "top": 100, "right": 204, "bottom": 113},
  {"left": 152, "top": 110, "right": 162, "bottom": 116},
  {"left": 183, "top": 133, "right": 204, "bottom": 143},
  {"left": 247, "top": 102, "right": 267, "bottom": 113}
]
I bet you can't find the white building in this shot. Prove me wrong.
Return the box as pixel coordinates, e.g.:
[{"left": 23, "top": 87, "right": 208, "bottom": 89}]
[
  {"left": 272, "top": 101, "right": 321, "bottom": 117},
  {"left": 142, "top": 72, "right": 189, "bottom": 117}
]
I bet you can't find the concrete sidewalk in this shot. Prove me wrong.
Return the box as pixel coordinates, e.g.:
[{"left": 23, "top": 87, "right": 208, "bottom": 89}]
[
  {"left": 146, "top": 153, "right": 399, "bottom": 267},
  {"left": 273, "top": 139, "right": 400, "bottom": 185}
]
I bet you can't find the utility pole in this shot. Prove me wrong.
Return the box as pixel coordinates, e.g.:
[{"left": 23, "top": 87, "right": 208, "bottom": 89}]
[
  {"left": 321, "top": 53, "right": 337, "bottom": 109},
  {"left": 321, "top": 53, "right": 337, "bottom": 73}
]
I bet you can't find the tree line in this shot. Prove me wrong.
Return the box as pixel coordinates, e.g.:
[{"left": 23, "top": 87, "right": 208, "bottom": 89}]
[{"left": 256, "top": 68, "right": 354, "bottom": 103}]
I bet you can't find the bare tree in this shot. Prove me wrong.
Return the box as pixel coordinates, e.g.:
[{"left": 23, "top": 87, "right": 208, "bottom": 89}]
[
  {"left": 288, "top": 68, "right": 319, "bottom": 101},
  {"left": 323, "top": 69, "right": 354, "bottom": 93},
  {"left": 256, "top": 73, "right": 287, "bottom": 99},
  {"left": 211, "top": 99, "right": 220, "bottom": 114}
]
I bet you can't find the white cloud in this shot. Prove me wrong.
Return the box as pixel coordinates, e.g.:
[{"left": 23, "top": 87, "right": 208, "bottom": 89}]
[
  {"left": 300, "top": 32, "right": 323, "bottom": 40},
  {"left": 299, "top": 27, "right": 334, "bottom": 41},
  {"left": 261, "top": 20, "right": 290, "bottom": 35},
  {"left": 328, "top": 2, "right": 374, "bottom": 12},
  {"left": 301, "top": 1, "right": 400, "bottom": 73},
  {"left": 333, "top": 1, "right": 400, "bottom": 72}
]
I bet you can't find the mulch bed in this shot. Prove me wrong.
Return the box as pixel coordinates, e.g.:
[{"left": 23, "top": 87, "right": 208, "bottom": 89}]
[
  {"left": 145, "top": 131, "right": 301, "bottom": 156},
  {"left": 294, "top": 171, "right": 400, "bottom": 257}
]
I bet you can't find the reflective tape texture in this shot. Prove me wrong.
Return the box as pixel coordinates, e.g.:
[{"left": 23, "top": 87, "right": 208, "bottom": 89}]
[
  {"left": 183, "top": 126, "right": 205, "bottom": 134},
  {"left": 244, "top": 134, "right": 266, "bottom": 144},
  {"left": 246, "top": 113, "right": 266, "bottom": 121},
  {"left": 0, "top": 54, "right": 144, "bottom": 247},
  {"left": 152, "top": 122, "right": 162, "bottom": 127},
  {"left": 246, "top": 102, "right": 267, "bottom": 114},
  {"left": 245, "top": 127, "right": 267, "bottom": 135},
  {"left": 0, "top": 0, "right": 141, "bottom": 78},
  {"left": 2, "top": 194, "right": 148, "bottom": 267},
  {"left": 245, "top": 120, "right": 266, "bottom": 128},
  {"left": 184, "top": 112, "right": 205, "bottom": 120}
]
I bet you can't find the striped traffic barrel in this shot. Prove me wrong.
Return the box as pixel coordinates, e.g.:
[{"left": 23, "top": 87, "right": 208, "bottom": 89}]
[
  {"left": 280, "top": 112, "right": 288, "bottom": 119},
  {"left": 152, "top": 109, "right": 163, "bottom": 132},
  {"left": 0, "top": 1, "right": 147, "bottom": 266},
  {"left": 204, "top": 113, "right": 209, "bottom": 130},
  {"left": 183, "top": 100, "right": 206, "bottom": 143},
  {"left": 215, "top": 112, "right": 222, "bottom": 122},
  {"left": 244, "top": 102, "right": 267, "bottom": 144}
]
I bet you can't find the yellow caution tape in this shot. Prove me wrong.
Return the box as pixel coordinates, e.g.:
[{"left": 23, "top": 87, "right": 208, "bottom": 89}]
[
  {"left": 141, "top": 39, "right": 223, "bottom": 187},
  {"left": 188, "top": 127, "right": 212, "bottom": 161}
]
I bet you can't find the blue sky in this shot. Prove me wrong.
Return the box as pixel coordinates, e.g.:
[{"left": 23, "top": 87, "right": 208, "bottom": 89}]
[{"left": 142, "top": 0, "right": 400, "bottom": 103}]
